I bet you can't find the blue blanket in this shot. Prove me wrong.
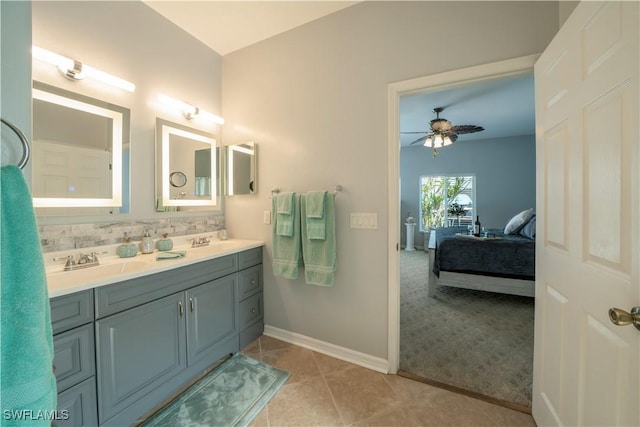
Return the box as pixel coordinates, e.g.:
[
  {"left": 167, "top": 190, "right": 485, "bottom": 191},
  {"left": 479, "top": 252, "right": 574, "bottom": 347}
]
[{"left": 432, "top": 226, "right": 535, "bottom": 280}]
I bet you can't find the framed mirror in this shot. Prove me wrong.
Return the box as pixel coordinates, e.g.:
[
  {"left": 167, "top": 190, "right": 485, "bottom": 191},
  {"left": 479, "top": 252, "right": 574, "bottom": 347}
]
[
  {"left": 31, "top": 81, "right": 130, "bottom": 215},
  {"left": 225, "top": 142, "right": 257, "bottom": 196},
  {"left": 155, "top": 118, "right": 220, "bottom": 211}
]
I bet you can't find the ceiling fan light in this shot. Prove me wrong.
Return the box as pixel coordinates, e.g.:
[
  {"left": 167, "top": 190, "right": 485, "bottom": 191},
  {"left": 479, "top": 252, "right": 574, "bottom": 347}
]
[
  {"left": 424, "top": 137, "right": 433, "bottom": 147},
  {"left": 443, "top": 136, "right": 453, "bottom": 146},
  {"left": 434, "top": 134, "right": 443, "bottom": 148}
]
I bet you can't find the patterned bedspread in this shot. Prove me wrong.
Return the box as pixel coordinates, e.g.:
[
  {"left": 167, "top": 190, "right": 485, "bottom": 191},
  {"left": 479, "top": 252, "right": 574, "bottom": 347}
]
[{"left": 432, "top": 226, "right": 535, "bottom": 280}]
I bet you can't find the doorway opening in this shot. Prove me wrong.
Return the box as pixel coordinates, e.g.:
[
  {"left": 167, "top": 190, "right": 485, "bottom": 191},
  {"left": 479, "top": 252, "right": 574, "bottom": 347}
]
[{"left": 387, "top": 55, "right": 538, "bottom": 412}]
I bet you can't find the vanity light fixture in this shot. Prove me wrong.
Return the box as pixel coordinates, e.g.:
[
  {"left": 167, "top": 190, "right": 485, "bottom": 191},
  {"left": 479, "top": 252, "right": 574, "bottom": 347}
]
[
  {"left": 157, "top": 94, "right": 225, "bottom": 125},
  {"left": 32, "top": 46, "right": 136, "bottom": 92}
]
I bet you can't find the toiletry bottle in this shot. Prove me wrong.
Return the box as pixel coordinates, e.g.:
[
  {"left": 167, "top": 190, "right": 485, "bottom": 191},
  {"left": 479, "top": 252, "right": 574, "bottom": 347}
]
[
  {"left": 118, "top": 236, "right": 138, "bottom": 258},
  {"left": 156, "top": 232, "right": 174, "bottom": 252},
  {"left": 140, "top": 230, "right": 154, "bottom": 254}
]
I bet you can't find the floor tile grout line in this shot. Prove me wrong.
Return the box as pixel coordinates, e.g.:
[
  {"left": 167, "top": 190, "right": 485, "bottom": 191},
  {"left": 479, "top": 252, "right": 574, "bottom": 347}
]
[{"left": 312, "top": 351, "right": 348, "bottom": 426}]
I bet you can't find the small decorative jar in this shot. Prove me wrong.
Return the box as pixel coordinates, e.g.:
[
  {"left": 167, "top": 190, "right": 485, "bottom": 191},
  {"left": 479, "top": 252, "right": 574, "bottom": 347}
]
[
  {"left": 156, "top": 233, "right": 174, "bottom": 252},
  {"left": 140, "top": 229, "right": 155, "bottom": 254},
  {"left": 118, "top": 237, "right": 138, "bottom": 258}
]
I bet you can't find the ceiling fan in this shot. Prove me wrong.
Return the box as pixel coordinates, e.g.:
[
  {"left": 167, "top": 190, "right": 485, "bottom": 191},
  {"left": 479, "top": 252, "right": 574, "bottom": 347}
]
[{"left": 402, "top": 107, "right": 484, "bottom": 157}]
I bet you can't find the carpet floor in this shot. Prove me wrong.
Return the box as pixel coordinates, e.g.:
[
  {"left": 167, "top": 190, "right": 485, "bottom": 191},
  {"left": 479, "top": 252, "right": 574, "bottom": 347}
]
[
  {"left": 141, "top": 353, "right": 290, "bottom": 427},
  {"left": 399, "top": 250, "right": 534, "bottom": 409}
]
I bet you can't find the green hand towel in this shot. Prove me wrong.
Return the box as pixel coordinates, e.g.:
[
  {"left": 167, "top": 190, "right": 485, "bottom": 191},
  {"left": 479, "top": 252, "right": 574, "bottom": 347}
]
[
  {"left": 305, "top": 191, "right": 327, "bottom": 240},
  {"left": 156, "top": 250, "right": 187, "bottom": 260},
  {"left": 275, "top": 193, "right": 295, "bottom": 237},
  {"left": 272, "top": 193, "right": 301, "bottom": 279},
  {"left": 301, "top": 193, "right": 336, "bottom": 286},
  {"left": 1, "top": 166, "right": 57, "bottom": 425}
]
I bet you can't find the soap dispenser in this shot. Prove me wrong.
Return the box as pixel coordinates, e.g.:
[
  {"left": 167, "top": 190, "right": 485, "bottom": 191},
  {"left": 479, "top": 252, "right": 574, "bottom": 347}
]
[
  {"left": 140, "top": 230, "right": 155, "bottom": 254},
  {"left": 118, "top": 235, "right": 138, "bottom": 258},
  {"left": 156, "top": 232, "right": 174, "bottom": 252}
]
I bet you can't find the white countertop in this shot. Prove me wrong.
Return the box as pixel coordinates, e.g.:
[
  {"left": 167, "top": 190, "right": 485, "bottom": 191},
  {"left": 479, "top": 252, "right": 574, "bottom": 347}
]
[{"left": 45, "top": 236, "right": 264, "bottom": 298}]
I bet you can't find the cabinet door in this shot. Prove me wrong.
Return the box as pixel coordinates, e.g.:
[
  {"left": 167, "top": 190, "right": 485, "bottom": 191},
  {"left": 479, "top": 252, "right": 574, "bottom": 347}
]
[
  {"left": 95, "top": 293, "right": 186, "bottom": 424},
  {"left": 186, "top": 275, "right": 237, "bottom": 366}
]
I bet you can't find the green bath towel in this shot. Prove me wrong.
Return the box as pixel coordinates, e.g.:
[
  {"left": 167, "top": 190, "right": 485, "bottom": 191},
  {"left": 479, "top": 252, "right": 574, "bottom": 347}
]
[
  {"left": 300, "top": 193, "right": 336, "bottom": 286},
  {"left": 305, "top": 191, "right": 327, "bottom": 240},
  {"left": 272, "top": 193, "right": 301, "bottom": 279},
  {"left": 275, "top": 193, "right": 295, "bottom": 236},
  {"left": 1, "top": 166, "right": 57, "bottom": 425}
]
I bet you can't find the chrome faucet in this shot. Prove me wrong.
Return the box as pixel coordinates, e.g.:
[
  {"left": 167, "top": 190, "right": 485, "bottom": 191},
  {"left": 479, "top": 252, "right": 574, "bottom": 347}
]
[
  {"left": 189, "top": 235, "right": 211, "bottom": 248},
  {"left": 54, "top": 251, "right": 107, "bottom": 271}
]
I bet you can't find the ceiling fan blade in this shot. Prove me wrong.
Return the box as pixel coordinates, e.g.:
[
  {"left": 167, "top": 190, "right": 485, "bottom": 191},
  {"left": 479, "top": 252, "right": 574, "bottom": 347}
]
[
  {"left": 409, "top": 135, "right": 429, "bottom": 145},
  {"left": 401, "top": 131, "right": 429, "bottom": 134},
  {"left": 451, "top": 125, "right": 484, "bottom": 135}
]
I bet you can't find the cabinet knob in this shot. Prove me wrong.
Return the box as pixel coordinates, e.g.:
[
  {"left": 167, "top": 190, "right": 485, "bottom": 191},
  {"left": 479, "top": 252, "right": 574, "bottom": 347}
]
[
  {"left": 250, "top": 279, "right": 256, "bottom": 285},
  {"left": 251, "top": 308, "right": 257, "bottom": 314}
]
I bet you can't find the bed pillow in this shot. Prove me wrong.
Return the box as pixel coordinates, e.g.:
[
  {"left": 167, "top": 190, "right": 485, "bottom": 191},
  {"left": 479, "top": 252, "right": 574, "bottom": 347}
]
[
  {"left": 519, "top": 215, "right": 536, "bottom": 239},
  {"left": 504, "top": 208, "right": 535, "bottom": 235}
]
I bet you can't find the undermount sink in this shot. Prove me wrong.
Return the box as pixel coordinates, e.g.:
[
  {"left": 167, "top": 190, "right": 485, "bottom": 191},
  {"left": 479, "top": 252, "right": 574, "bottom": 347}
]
[{"left": 46, "top": 260, "right": 152, "bottom": 292}]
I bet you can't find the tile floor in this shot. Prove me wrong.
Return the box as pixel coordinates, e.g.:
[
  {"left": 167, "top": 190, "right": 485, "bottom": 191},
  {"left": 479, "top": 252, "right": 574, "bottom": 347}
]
[{"left": 243, "top": 336, "right": 537, "bottom": 427}]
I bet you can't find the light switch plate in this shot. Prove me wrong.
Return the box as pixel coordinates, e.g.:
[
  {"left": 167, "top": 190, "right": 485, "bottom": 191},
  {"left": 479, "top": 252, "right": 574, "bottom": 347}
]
[
  {"left": 264, "top": 211, "right": 271, "bottom": 224},
  {"left": 350, "top": 213, "right": 378, "bottom": 229}
]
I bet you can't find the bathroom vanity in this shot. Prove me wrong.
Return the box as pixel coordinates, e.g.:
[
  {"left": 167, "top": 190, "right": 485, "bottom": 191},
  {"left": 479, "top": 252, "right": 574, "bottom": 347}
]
[{"left": 49, "top": 240, "right": 264, "bottom": 427}]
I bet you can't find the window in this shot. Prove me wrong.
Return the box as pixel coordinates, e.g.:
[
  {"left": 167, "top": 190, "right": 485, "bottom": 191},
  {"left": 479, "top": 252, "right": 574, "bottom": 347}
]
[{"left": 420, "top": 175, "right": 475, "bottom": 230}]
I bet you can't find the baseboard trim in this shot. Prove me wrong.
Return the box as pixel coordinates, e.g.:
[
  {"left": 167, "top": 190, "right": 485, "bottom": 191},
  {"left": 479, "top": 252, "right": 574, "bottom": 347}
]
[{"left": 263, "top": 325, "right": 389, "bottom": 374}]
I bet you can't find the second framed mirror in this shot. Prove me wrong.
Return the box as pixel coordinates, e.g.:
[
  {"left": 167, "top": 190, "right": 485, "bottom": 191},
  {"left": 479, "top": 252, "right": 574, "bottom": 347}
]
[
  {"left": 155, "top": 118, "right": 220, "bottom": 211},
  {"left": 225, "top": 142, "right": 257, "bottom": 196}
]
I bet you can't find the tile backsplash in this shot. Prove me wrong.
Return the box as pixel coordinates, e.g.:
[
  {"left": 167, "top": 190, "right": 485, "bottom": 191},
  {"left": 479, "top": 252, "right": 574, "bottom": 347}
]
[{"left": 39, "top": 215, "right": 225, "bottom": 253}]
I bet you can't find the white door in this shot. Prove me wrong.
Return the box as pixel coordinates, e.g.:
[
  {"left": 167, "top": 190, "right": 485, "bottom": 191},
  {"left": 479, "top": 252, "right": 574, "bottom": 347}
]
[{"left": 533, "top": 1, "right": 639, "bottom": 426}]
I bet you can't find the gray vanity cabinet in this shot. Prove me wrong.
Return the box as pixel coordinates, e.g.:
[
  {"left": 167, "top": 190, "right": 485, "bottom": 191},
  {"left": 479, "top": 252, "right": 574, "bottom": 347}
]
[
  {"left": 94, "top": 253, "right": 245, "bottom": 426},
  {"left": 49, "top": 245, "right": 263, "bottom": 427},
  {"left": 186, "top": 275, "right": 238, "bottom": 366},
  {"left": 237, "top": 249, "right": 264, "bottom": 348},
  {"left": 50, "top": 290, "right": 98, "bottom": 427},
  {"left": 95, "top": 292, "right": 187, "bottom": 425}
]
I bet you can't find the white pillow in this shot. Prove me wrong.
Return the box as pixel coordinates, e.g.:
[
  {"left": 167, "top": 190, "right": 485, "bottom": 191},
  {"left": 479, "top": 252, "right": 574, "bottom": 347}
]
[{"left": 504, "top": 208, "right": 535, "bottom": 235}]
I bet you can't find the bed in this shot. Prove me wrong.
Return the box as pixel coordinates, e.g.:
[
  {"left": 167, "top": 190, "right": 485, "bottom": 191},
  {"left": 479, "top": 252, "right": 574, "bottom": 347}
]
[{"left": 427, "top": 224, "right": 535, "bottom": 298}]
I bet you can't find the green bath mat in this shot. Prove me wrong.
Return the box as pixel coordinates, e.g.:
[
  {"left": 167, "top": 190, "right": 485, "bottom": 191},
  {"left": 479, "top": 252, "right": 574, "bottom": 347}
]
[{"left": 142, "top": 353, "right": 290, "bottom": 427}]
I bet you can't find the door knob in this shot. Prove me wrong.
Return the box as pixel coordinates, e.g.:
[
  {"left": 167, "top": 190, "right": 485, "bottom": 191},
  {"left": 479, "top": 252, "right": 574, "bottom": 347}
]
[{"left": 608, "top": 307, "right": 640, "bottom": 331}]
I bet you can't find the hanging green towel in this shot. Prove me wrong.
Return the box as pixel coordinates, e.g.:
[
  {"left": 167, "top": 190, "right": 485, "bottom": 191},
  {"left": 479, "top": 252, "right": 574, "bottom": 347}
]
[
  {"left": 1, "top": 166, "right": 57, "bottom": 425},
  {"left": 275, "top": 193, "right": 295, "bottom": 236},
  {"left": 300, "top": 193, "right": 336, "bottom": 286},
  {"left": 272, "top": 193, "right": 301, "bottom": 279},
  {"left": 305, "top": 191, "right": 326, "bottom": 240}
]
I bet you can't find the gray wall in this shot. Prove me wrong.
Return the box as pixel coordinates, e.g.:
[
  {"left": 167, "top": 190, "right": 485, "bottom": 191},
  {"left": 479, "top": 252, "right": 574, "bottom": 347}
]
[
  {"left": 1, "top": 1, "right": 32, "bottom": 177},
  {"left": 400, "top": 135, "right": 536, "bottom": 248},
  {"left": 222, "top": 1, "right": 559, "bottom": 359},
  {"left": 31, "top": 1, "right": 223, "bottom": 224}
]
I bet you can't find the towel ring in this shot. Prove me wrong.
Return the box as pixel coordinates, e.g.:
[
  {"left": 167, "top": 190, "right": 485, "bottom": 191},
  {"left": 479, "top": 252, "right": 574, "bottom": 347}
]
[{"left": 1, "top": 118, "right": 30, "bottom": 170}]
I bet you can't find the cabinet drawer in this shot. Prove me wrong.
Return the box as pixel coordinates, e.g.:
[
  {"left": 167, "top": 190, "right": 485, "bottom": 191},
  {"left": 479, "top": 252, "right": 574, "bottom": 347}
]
[
  {"left": 237, "top": 265, "right": 262, "bottom": 300},
  {"left": 55, "top": 377, "right": 98, "bottom": 427},
  {"left": 239, "top": 293, "right": 263, "bottom": 329},
  {"left": 54, "top": 324, "right": 95, "bottom": 392},
  {"left": 51, "top": 290, "right": 94, "bottom": 335},
  {"left": 238, "top": 247, "right": 262, "bottom": 270}
]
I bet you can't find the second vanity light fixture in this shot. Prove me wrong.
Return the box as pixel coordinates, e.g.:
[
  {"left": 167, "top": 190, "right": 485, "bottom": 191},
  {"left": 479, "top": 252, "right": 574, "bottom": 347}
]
[
  {"left": 158, "top": 94, "right": 225, "bottom": 125},
  {"left": 32, "top": 46, "right": 136, "bottom": 92}
]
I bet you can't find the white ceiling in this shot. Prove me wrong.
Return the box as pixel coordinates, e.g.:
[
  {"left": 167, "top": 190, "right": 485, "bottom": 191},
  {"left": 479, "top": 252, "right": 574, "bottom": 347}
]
[
  {"left": 400, "top": 74, "right": 535, "bottom": 147},
  {"left": 143, "top": 1, "right": 359, "bottom": 56},
  {"left": 144, "top": 1, "right": 535, "bottom": 145}
]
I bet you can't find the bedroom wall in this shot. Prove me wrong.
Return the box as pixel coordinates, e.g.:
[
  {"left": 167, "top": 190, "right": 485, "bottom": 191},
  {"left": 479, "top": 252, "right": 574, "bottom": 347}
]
[
  {"left": 222, "top": 1, "right": 559, "bottom": 360},
  {"left": 400, "top": 134, "right": 536, "bottom": 249}
]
